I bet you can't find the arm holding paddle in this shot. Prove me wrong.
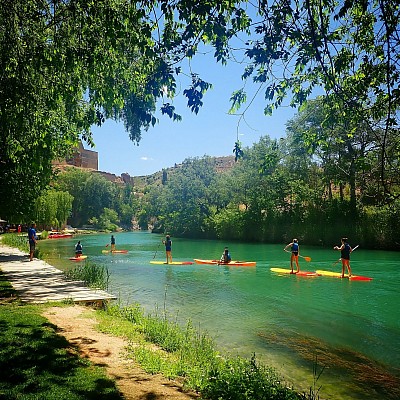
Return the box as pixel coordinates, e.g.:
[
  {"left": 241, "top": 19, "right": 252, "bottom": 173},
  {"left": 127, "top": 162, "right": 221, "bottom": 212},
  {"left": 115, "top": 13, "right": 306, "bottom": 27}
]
[{"left": 333, "top": 238, "right": 354, "bottom": 278}]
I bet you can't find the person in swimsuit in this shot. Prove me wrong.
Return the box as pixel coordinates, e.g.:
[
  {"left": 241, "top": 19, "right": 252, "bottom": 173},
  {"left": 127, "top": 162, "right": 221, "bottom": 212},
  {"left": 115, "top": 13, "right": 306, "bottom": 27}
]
[
  {"left": 334, "top": 237, "right": 352, "bottom": 278},
  {"left": 111, "top": 235, "right": 116, "bottom": 251},
  {"left": 284, "top": 238, "right": 300, "bottom": 273},
  {"left": 162, "top": 235, "right": 172, "bottom": 264}
]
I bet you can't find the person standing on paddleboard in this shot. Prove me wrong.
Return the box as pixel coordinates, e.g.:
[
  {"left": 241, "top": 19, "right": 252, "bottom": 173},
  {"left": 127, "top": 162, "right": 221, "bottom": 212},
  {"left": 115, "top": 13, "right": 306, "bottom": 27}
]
[
  {"left": 334, "top": 237, "right": 352, "bottom": 278},
  {"left": 162, "top": 235, "right": 172, "bottom": 264},
  {"left": 284, "top": 238, "right": 300, "bottom": 274},
  {"left": 110, "top": 235, "right": 116, "bottom": 251}
]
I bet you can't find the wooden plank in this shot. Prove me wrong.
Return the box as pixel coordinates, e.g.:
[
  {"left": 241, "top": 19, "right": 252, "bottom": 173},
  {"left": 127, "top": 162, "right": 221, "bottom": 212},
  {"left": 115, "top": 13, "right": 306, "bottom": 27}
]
[{"left": 0, "top": 245, "right": 116, "bottom": 305}]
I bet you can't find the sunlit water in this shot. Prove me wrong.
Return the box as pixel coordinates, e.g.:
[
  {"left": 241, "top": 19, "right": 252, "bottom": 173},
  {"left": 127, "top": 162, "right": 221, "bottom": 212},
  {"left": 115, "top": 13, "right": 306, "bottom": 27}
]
[{"left": 39, "top": 231, "right": 400, "bottom": 399}]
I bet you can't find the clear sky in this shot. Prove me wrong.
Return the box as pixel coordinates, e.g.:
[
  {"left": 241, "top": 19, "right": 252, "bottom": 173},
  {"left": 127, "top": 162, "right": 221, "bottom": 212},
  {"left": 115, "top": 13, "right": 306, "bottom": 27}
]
[{"left": 88, "top": 50, "right": 298, "bottom": 177}]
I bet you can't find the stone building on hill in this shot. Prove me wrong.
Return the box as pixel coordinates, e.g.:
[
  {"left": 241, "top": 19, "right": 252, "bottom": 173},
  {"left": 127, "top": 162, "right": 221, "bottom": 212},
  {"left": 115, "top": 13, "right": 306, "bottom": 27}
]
[
  {"left": 53, "top": 141, "right": 135, "bottom": 185},
  {"left": 53, "top": 141, "right": 98, "bottom": 170}
]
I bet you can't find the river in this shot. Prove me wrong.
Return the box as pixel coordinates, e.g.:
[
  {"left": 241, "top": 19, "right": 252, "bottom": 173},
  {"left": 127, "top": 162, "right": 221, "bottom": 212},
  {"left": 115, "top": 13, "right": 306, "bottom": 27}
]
[{"left": 38, "top": 231, "right": 400, "bottom": 399}]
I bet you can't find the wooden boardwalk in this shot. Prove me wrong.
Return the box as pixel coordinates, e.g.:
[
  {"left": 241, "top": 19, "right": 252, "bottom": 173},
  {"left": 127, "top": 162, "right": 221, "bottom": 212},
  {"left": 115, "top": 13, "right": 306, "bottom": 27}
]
[{"left": 0, "top": 244, "right": 116, "bottom": 305}]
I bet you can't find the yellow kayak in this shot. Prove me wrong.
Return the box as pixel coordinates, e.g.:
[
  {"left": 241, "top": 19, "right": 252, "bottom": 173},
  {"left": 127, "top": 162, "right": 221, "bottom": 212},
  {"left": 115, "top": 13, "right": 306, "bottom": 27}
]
[{"left": 270, "top": 268, "right": 319, "bottom": 277}]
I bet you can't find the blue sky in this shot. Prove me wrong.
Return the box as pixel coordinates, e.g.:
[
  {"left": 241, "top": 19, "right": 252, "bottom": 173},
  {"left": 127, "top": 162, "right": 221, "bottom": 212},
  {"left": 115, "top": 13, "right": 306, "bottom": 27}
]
[{"left": 89, "top": 51, "right": 298, "bottom": 177}]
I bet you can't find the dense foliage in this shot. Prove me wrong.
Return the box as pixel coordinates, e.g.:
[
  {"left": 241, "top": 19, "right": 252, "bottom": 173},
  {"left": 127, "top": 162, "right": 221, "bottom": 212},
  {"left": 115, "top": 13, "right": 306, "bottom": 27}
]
[
  {"left": 1, "top": 0, "right": 398, "bottom": 224},
  {"left": 139, "top": 103, "right": 400, "bottom": 249}
]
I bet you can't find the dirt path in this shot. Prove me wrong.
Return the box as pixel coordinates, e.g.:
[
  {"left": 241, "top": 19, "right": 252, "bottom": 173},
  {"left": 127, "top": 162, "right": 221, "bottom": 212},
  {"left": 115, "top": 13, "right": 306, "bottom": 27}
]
[{"left": 43, "top": 305, "right": 199, "bottom": 400}]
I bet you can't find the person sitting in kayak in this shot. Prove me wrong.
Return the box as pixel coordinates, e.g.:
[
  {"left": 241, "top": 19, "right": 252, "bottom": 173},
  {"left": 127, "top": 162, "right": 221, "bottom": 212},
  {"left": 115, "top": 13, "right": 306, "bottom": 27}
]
[
  {"left": 284, "top": 239, "right": 300, "bottom": 274},
  {"left": 220, "top": 247, "right": 232, "bottom": 264},
  {"left": 75, "top": 241, "right": 83, "bottom": 257}
]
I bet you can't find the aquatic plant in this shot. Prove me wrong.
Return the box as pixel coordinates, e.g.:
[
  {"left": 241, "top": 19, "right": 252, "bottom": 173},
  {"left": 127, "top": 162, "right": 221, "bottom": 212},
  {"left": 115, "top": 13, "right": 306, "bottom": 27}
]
[{"left": 64, "top": 261, "right": 110, "bottom": 290}]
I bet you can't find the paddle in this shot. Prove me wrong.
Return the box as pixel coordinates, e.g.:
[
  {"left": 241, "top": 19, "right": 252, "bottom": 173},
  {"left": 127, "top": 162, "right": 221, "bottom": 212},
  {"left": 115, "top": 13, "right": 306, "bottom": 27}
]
[
  {"left": 284, "top": 249, "right": 311, "bottom": 262},
  {"left": 332, "top": 245, "right": 359, "bottom": 266},
  {"left": 153, "top": 242, "right": 161, "bottom": 259}
]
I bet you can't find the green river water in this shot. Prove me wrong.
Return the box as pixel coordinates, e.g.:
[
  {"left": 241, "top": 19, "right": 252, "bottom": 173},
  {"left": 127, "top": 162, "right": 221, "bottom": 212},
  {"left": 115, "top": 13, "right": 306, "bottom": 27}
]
[{"left": 38, "top": 231, "right": 400, "bottom": 400}]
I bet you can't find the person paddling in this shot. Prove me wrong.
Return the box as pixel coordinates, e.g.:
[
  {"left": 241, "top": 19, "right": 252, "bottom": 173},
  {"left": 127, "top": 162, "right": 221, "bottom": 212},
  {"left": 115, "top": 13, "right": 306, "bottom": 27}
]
[
  {"left": 334, "top": 237, "right": 352, "bottom": 278},
  {"left": 75, "top": 241, "right": 83, "bottom": 257},
  {"left": 220, "top": 247, "right": 232, "bottom": 264},
  {"left": 110, "top": 235, "right": 116, "bottom": 251},
  {"left": 284, "top": 238, "right": 300, "bottom": 274},
  {"left": 162, "top": 235, "right": 172, "bottom": 264}
]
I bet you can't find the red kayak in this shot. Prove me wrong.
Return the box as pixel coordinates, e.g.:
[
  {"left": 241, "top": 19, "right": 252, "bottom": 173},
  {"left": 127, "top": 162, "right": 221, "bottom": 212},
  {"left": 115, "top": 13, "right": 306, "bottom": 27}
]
[
  {"left": 69, "top": 255, "right": 88, "bottom": 261},
  {"left": 316, "top": 270, "right": 373, "bottom": 281}
]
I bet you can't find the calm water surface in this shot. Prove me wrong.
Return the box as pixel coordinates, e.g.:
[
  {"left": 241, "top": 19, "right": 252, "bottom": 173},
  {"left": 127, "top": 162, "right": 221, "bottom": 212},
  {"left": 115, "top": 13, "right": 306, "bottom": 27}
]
[{"left": 39, "top": 231, "right": 400, "bottom": 400}]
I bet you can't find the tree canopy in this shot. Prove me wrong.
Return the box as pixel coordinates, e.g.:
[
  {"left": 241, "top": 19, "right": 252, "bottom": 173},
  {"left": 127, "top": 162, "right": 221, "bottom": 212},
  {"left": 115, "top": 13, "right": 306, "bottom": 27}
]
[{"left": 1, "top": 0, "right": 399, "bottom": 221}]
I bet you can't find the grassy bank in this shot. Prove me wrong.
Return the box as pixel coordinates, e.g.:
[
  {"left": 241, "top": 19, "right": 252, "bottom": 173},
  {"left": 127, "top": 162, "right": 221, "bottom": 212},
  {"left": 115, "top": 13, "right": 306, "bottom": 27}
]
[
  {"left": 0, "top": 239, "right": 318, "bottom": 399},
  {"left": 0, "top": 273, "right": 122, "bottom": 400},
  {"left": 97, "top": 303, "right": 317, "bottom": 400},
  {"left": 0, "top": 281, "right": 317, "bottom": 399}
]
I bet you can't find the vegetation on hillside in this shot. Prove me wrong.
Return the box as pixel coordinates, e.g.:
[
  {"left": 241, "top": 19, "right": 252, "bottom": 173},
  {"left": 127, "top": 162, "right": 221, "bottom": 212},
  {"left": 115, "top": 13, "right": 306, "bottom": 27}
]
[
  {"left": 1, "top": 0, "right": 398, "bottom": 229},
  {"left": 43, "top": 99, "right": 400, "bottom": 248}
]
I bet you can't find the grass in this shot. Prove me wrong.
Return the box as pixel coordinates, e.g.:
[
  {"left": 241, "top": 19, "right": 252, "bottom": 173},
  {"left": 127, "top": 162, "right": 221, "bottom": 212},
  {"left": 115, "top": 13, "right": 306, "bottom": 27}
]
[
  {"left": 1, "top": 233, "right": 30, "bottom": 253},
  {"left": 97, "top": 303, "right": 308, "bottom": 399},
  {"left": 0, "top": 299, "right": 122, "bottom": 399},
  {"left": 0, "top": 277, "right": 316, "bottom": 400},
  {"left": 1, "top": 232, "right": 42, "bottom": 259},
  {"left": 64, "top": 261, "right": 110, "bottom": 290}
]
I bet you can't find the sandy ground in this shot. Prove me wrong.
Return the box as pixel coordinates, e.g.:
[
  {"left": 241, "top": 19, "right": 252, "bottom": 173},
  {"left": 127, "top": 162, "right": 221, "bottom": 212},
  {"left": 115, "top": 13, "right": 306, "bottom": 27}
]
[{"left": 43, "top": 305, "right": 199, "bottom": 400}]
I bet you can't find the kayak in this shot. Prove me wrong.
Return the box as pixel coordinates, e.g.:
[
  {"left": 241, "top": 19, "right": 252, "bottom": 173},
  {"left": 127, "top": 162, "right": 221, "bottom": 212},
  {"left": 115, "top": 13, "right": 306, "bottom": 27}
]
[
  {"left": 150, "top": 261, "right": 194, "bottom": 265},
  {"left": 315, "top": 270, "right": 373, "bottom": 281},
  {"left": 270, "top": 267, "right": 319, "bottom": 277},
  {"left": 102, "top": 249, "right": 128, "bottom": 254},
  {"left": 69, "top": 255, "right": 87, "bottom": 261},
  {"left": 194, "top": 259, "right": 256, "bottom": 267}
]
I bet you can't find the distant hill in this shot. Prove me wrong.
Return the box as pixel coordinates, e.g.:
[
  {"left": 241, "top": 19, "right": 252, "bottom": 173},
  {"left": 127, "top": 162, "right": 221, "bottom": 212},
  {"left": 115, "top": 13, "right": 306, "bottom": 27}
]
[
  {"left": 55, "top": 155, "right": 236, "bottom": 189},
  {"left": 132, "top": 155, "right": 236, "bottom": 188}
]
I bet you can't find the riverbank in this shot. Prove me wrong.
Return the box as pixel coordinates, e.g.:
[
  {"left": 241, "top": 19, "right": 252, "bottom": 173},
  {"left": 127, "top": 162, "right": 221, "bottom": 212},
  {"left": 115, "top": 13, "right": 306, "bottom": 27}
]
[
  {"left": 0, "top": 241, "right": 311, "bottom": 400},
  {"left": 0, "top": 241, "right": 197, "bottom": 399}
]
